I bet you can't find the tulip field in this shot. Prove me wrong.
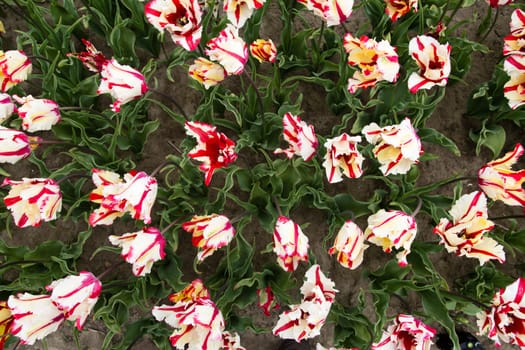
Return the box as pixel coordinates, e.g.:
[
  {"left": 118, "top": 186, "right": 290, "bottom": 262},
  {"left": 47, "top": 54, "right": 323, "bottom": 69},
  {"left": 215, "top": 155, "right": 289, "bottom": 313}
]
[{"left": 0, "top": 0, "right": 524, "bottom": 349}]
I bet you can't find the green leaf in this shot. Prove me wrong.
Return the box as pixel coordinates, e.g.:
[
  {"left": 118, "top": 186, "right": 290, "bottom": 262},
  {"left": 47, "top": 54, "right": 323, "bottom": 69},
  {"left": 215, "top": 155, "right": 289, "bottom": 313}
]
[
  {"left": 418, "top": 127, "right": 460, "bottom": 156},
  {"left": 420, "top": 290, "right": 459, "bottom": 349}
]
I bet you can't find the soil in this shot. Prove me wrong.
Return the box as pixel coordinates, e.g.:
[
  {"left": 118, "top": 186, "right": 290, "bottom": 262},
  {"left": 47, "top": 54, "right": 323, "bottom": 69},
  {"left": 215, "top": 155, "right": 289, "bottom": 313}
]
[{"left": 1, "top": 1, "right": 524, "bottom": 350}]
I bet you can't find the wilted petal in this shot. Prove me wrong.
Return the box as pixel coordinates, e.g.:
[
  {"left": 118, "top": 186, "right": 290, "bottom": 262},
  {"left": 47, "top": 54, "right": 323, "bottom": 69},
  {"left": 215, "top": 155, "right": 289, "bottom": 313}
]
[{"left": 3, "top": 177, "right": 62, "bottom": 228}]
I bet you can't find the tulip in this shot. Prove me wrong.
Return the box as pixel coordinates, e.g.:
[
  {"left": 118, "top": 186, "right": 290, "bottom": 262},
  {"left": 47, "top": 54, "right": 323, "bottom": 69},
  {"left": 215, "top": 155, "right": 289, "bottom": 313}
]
[
  {"left": 152, "top": 279, "right": 225, "bottom": 350},
  {"left": 0, "top": 50, "right": 31, "bottom": 92},
  {"left": 0, "top": 93, "right": 15, "bottom": 122},
  {"left": 13, "top": 95, "right": 60, "bottom": 132},
  {"left": 224, "top": 0, "right": 265, "bottom": 28},
  {"left": 206, "top": 25, "right": 248, "bottom": 75},
  {"left": 384, "top": 0, "right": 417, "bottom": 22},
  {"left": 250, "top": 39, "right": 277, "bottom": 63},
  {"left": 485, "top": 0, "right": 513, "bottom": 7},
  {"left": 344, "top": 33, "right": 400, "bottom": 93},
  {"left": 185, "top": 121, "right": 237, "bottom": 186},
  {"left": 478, "top": 143, "right": 525, "bottom": 206},
  {"left": 503, "top": 9, "right": 525, "bottom": 56},
  {"left": 47, "top": 271, "right": 101, "bottom": 330},
  {"left": 296, "top": 0, "right": 353, "bottom": 26},
  {"left": 323, "top": 133, "right": 364, "bottom": 183},
  {"left": 257, "top": 286, "right": 279, "bottom": 316},
  {"left": 222, "top": 331, "right": 246, "bottom": 350},
  {"left": 273, "top": 216, "right": 309, "bottom": 272},
  {"left": 0, "top": 126, "right": 36, "bottom": 164},
  {"left": 3, "top": 178, "right": 62, "bottom": 228},
  {"left": 145, "top": 0, "right": 203, "bottom": 51},
  {"left": 408, "top": 35, "right": 451, "bottom": 93},
  {"left": 182, "top": 214, "right": 235, "bottom": 261},
  {"left": 477, "top": 277, "right": 525, "bottom": 347},
  {"left": 0, "top": 301, "right": 13, "bottom": 349},
  {"left": 7, "top": 293, "right": 64, "bottom": 345},
  {"left": 109, "top": 227, "right": 166, "bottom": 276},
  {"left": 365, "top": 209, "right": 417, "bottom": 266},
  {"left": 188, "top": 57, "right": 226, "bottom": 89},
  {"left": 503, "top": 69, "right": 525, "bottom": 109},
  {"left": 434, "top": 191, "right": 505, "bottom": 265},
  {"left": 274, "top": 112, "right": 318, "bottom": 161},
  {"left": 362, "top": 118, "right": 422, "bottom": 176},
  {"left": 328, "top": 220, "right": 368, "bottom": 269},
  {"left": 372, "top": 314, "right": 436, "bottom": 350}
]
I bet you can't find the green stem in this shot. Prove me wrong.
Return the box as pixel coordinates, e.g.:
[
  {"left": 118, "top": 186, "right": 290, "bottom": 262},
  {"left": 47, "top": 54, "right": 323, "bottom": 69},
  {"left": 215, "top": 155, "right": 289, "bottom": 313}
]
[
  {"left": 242, "top": 69, "right": 265, "bottom": 121},
  {"left": 444, "top": 0, "right": 465, "bottom": 27},
  {"left": 436, "top": 0, "right": 450, "bottom": 25},
  {"left": 440, "top": 289, "right": 491, "bottom": 310},
  {"left": 411, "top": 197, "right": 423, "bottom": 217},
  {"left": 273, "top": 196, "right": 283, "bottom": 217},
  {"left": 149, "top": 89, "right": 188, "bottom": 119},
  {"left": 97, "top": 261, "right": 125, "bottom": 280},
  {"left": 56, "top": 173, "right": 90, "bottom": 185},
  {"left": 480, "top": 6, "right": 500, "bottom": 43},
  {"left": 150, "top": 158, "right": 171, "bottom": 177}
]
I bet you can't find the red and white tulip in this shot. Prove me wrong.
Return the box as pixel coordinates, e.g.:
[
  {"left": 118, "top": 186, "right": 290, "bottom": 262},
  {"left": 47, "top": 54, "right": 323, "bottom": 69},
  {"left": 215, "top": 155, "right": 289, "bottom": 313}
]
[
  {"left": 503, "top": 62, "right": 525, "bottom": 109},
  {"left": 434, "top": 191, "right": 505, "bottom": 265},
  {"left": 477, "top": 277, "right": 525, "bottom": 348},
  {"left": 344, "top": 33, "right": 400, "bottom": 93},
  {"left": 7, "top": 293, "right": 64, "bottom": 345},
  {"left": 188, "top": 57, "right": 226, "bottom": 89},
  {"left": 2, "top": 178, "right": 62, "bottom": 228},
  {"left": 485, "top": 0, "right": 513, "bottom": 7},
  {"left": 503, "top": 9, "right": 525, "bottom": 57},
  {"left": 372, "top": 314, "right": 436, "bottom": 350},
  {"left": 205, "top": 25, "right": 248, "bottom": 75},
  {"left": 182, "top": 214, "right": 235, "bottom": 261},
  {"left": 408, "top": 35, "right": 451, "bottom": 93},
  {"left": 145, "top": 0, "right": 203, "bottom": 51},
  {"left": 257, "top": 286, "right": 279, "bottom": 316},
  {"left": 323, "top": 133, "right": 364, "bottom": 183},
  {"left": 13, "top": 95, "right": 60, "bottom": 132},
  {"left": 224, "top": 0, "right": 265, "bottom": 28},
  {"left": 0, "top": 50, "right": 31, "bottom": 92},
  {"left": 362, "top": 118, "right": 422, "bottom": 176},
  {"left": 0, "top": 301, "right": 13, "bottom": 349},
  {"left": 328, "top": 220, "right": 368, "bottom": 270},
  {"left": 365, "top": 209, "right": 417, "bottom": 266},
  {"left": 221, "top": 331, "right": 246, "bottom": 350},
  {"left": 274, "top": 112, "right": 318, "bottom": 161},
  {"left": 273, "top": 265, "right": 337, "bottom": 341},
  {"left": 0, "top": 93, "right": 15, "bottom": 122},
  {"left": 478, "top": 143, "right": 525, "bottom": 206},
  {"left": 250, "top": 39, "right": 277, "bottom": 63},
  {"left": 297, "top": 0, "right": 353, "bottom": 26},
  {"left": 46, "top": 271, "right": 101, "bottom": 330},
  {"left": 109, "top": 227, "right": 166, "bottom": 276},
  {"left": 152, "top": 279, "right": 225, "bottom": 350},
  {"left": 185, "top": 121, "right": 238, "bottom": 186},
  {"left": 0, "top": 126, "right": 36, "bottom": 164},
  {"left": 273, "top": 216, "right": 309, "bottom": 272},
  {"left": 384, "top": 0, "right": 417, "bottom": 22}
]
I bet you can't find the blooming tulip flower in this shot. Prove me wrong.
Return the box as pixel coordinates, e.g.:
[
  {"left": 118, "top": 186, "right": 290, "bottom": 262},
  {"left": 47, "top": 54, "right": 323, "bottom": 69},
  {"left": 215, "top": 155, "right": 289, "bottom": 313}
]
[
  {"left": 273, "top": 265, "right": 337, "bottom": 341},
  {"left": 206, "top": 25, "right": 248, "bottom": 75},
  {"left": 152, "top": 279, "right": 225, "bottom": 350},
  {"left": 185, "top": 121, "right": 238, "bottom": 186},
  {"left": 221, "top": 331, "right": 246, "bottom": 350},
  {"left": 257, "top": 286, "right": 279, "bottom": 316},
  {"left": 408, "top": 35, "right": 451, "bottom": 93},
  {"left": 0, "top": 126, "right": 36, "bottom": 164},
  {"left": 0, "top": 93, "right": 15, "bottom": 122},
  {"left": 273, "top": 215, "right": 309, "bottom": 272},
  {"left": 344, "top": 33, "right": 400, "bottom": 93},
  {"left": 504, "top": 54, "right": 525, "bottom": 76},
  {"left": 485, "top": 0, "right": 513, "bottom": 7},
  {"left": 250, "top": 39, "right": 277, "bottom": 63},
  {"left": 503, "top": 68, "right": 525, "bottom": 109},
  {"left": 372, "top": 314, "right": 436, "bottom": 350},
  {"left": 434, "top": 191, "right": 505, "bottom": 265},
  {"left": 89, "top": 169, "right": 158, "bottom": 226},
  {"left": 365, "top": 209, "right": 417, "bottom": 266},
  {"left": 328, "top": 220, "right": 368, "bottom": 269},
  {"left": 47, "top": 271, "right": 101, "bottom": 330},
  {"left": 13, "top": 95, "right": 60, "bottom": 132},
  {"left": 384, "top": 0, "right": 417, "bottom": 22},
  {"left": 503, "top": 9, "right": 525, "bottom": 56},
  {"left": 72, "top": 40, "right": 147, "bottom": 112},
  {"left": 362, "top": 118, "right": 422, "bottom": 176},
  {"left": 109, "top": 227, "right": 166, "bottom": 276},
  {"left": 274, "top": 112, "right": 318, "bottom": 161},
  {"left": 323, "top": 133, "right": 364, "bottom": 183},
  {"left": 0, "top": 301, "right": 13, "bottom": 349},
  {"left": 3, "top": 178, "right": 62, "bottom": 228},
  {"left": 478, "top": 143, "right": 525, "bottom": 206},
  {"left": 145, "top": 0, "right": 203, "bottom": 51},
  {"left": 477, "top": 277, "right": 525, "bottom": 347},
  {"left": 297, "top": 0, "right": 353, "bottom": 26},
  {"left": 0, "top": 50, "right": 32, "bottom": 92},
  {"left": 182, "top": 214, "right": 235, "bottom": 261},
  {"left": 7, "top": 293, "right": 65, "bottom": 345},
  {"left": 188, "top": 57, "right": 226, "bottom": 89},
  {"left": 224, "top": 0, "right": 265, "bottom": 28}
]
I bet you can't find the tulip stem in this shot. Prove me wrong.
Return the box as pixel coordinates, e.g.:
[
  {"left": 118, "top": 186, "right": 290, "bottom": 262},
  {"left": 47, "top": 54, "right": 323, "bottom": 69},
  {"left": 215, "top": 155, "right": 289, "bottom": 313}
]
[
  {"left": 411, "top": 197, "right": 423, "bottom": 218},
  {"left": 59, "top": 106, "right": 106, "bottom": 117},
  {"left": 161, "top": 218, "right": 181, "bottom": 235},
  {"left": 444, "top": 0, "right": 465, "bottom": 27},
  {"left": 242, "top": 70, "right": 265, "bottom": 120},
  {"left": 480, "top": 6, "right": 500, "bottom": 43},
  {"left": 150, "top": 158, "right": 171, "bottom": 177},
  {"left": 0, "top": 259, "right": 48, "bottom": 270},
  {"left": 439, "top": 289, "right": 491, "bottom": 310},
  {"left": 489, "top": 215, "right": 525, "bottom": 221},
  {"left": 56, "top": 173, "right": 91, "bottom": 185},
  {"left": 96, "top": 261, "right": 126, "bottom": 280},
  {"left": 273, "top": 196, "right": 283, "bottom": 217},
  {"left": 150, "top": 88, "right": 188, "bottom": 119}
]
